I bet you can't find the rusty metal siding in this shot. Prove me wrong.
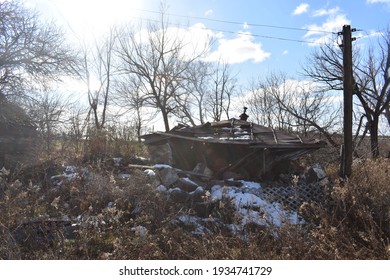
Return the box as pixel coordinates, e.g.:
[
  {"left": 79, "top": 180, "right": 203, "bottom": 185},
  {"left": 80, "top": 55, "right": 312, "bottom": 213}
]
[{"left": 141, "top": 118, "right": 326, "bottom": 180}]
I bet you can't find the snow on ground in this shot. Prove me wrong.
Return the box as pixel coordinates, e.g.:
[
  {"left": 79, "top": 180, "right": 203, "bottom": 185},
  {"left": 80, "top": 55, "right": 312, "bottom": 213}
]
[
  {"left": 50, "top": 165, "right": 79, "bottom": 186},
  {"left": 211, "top": 181, "right": 303, "bottom": 228},
  {"left": 112, "top": 157, "right": 122, "bottom": 166},
  {"left": 156, "top": 177, "right": 304, "bottom": 238},
  {"left": 131, "top": 225, "right": 148, "bottom": 237},
  {"left": 153, "top": 164, "right": 173, "bottom": 169},
  {"left": 144, "top": 169, "right": 156, "bottom": 176},
  {"left": 48, "top": 163, "right": 303, "bottom": 238}
]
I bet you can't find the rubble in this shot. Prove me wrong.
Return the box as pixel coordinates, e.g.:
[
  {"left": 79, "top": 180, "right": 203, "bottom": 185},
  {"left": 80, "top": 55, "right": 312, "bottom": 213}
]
[
  {"left": 306, "top": 163, "right": 327, "bottom": 183},
  {"left": 142, "top": 118, "right": 326, "bottom": 180}
]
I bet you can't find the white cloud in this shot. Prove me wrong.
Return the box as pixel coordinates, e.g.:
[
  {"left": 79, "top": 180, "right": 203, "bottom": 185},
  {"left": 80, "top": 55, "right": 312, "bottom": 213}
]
[
  {"left": 367, "top": 30, "right": 384, "bottom": 37},
  {"left": 183, "top": 23, "right": 215, "bottom": 56},
  {"left": 282, "top": 50, "right": 289, "bottom": 55},
  {"left": 133, "top": 23, "right": 213, "bottom": 60},
  {"left": 367, "top": 0, "right": 390, "bottom": 3},
  {"left": 28, "top": 0, "right": 146, "bottom": 43},
  {"left": 134, "top": 22, "right": 268, "bottom": 65},
  {"left": 204, "top": 9, "right": 213, "bottom": 17},
  {"left": 23, "top": 1, "right": 36, "bottom": 8},
  {"left": 357, "top": 30, "right": 383, "bottom": 39},
  {"left": 293, "top": 3, "right": 309, "bottom": 15},
  {"left": 204, "top": 32, "right": 271, "bottom": 64},
  {"left": 243, "top": 22, "right": 250, "bottom": 30},
  {"left": 304, "top": 9, "right": 350, "bottom": 45},
  {"left": 312, "top": 7, "right": 340, "bottom": 17},
  {"left": 123, "top": 21, "right": 272, "bottom": 66}
]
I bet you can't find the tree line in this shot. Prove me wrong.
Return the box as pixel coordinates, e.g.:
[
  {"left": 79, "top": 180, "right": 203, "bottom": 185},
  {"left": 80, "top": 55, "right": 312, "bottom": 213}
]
[{"left": 1, "top": 1, "right": 389, "bottom": 158}]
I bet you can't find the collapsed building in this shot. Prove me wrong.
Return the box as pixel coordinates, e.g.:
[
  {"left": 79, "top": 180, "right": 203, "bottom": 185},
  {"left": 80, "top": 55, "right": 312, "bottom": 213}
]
[
  {"left": 141, "top": 116, "right": 326, "bottom": 180},
  {"left": 0, "top": 96, "right": 37, "bottom": 168}
]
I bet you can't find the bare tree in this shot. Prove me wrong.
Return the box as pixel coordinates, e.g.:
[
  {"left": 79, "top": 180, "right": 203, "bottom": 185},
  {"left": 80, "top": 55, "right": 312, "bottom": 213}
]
[
  {"left": 303, "top": 32, "right": 390, "bottom": 157},
  {"left": 243, "top": 78, "right": 277, "bottom": 127},
  {"left": 253, "top": 72, "right": 341, "bottom": 147},
  {"left": 174, "top": 60, "right": 212, "bottom": 125},
  {"left": 0, "top": 1, "right": 79, "bottom": 100},
  {"left": 116, "top": 9, "right": 209, "bottom": 131},
  {"left": 206, "top": 60, "right": 236, "bottom": 122},
  {"left": 353, "top": 33, "right": 390, "bottom": 157},
  {"left": 27, "top": 90, "right": 71, "bottom": 154},
  {"left": 80, "top": 29, "right": 117, "bottom": 130},
  {"left": 173, "top": 58, "right": 237, "bottom": 126},
  {"left": 67, "top": 103, "right": 89, "bottom": 154},
  {"left": 114, "top": 75, "right": 156, "bottom": 141},
  {"left": 244, "top": 73, "right": 298, "bottom": 131}
]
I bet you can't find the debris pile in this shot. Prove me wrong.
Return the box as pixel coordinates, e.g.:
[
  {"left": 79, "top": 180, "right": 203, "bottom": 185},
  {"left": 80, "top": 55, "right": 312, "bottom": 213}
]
[
  {"left": 2, "top": 156, "right": 329, "bottom": 248},
  {"left": 142, "top": 118, "right": 326, "bottom": 180},
  {"left": 143, "top": 164, "right": 325, "bottom": 236}
]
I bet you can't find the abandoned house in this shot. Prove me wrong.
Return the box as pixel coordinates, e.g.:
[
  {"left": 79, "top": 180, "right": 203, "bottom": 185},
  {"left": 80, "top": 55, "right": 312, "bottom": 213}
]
[
  {"left": 142, "top": 118, "right": 326, "bottom": 180},
  {"left": 0, "top": 95, "right": 37, "bottom": 168}
]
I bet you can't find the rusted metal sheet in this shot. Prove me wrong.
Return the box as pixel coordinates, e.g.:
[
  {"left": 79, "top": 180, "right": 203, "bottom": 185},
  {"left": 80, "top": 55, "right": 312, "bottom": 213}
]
[{"left": 142, "top": 118, "right": 326, "bottom": 180}]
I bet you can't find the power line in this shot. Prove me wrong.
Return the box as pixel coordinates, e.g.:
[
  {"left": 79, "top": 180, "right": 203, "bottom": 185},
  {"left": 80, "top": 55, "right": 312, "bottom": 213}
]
[
  {"left": 196, "top": 25, "right": 320, "bottom": 44},
  {"left": 130, "top": 15, "right": 326, "bottom": 45},
  {"left": 133, "top": 8, "right": 335, "bottom": 35}
]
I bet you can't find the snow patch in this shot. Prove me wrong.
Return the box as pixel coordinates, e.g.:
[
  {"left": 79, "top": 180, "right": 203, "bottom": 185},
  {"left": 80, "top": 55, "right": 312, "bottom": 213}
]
[
  {"left": 210, "top": 181, "right": 303, "bottom": 228},
  {"left": 112, "top": 157, "right": 122, "bottom": 166},
  {"left": 131, "top": 225, "right": 148, "bottom": 237},
  {"left": 176, "top": 214, "right": 210, "bottom": 235},
  {"left": 156, "top": 185, "right": 167, "bottom": 192},
  {"left": 65, "top": 165, "right": 77, "bottom": 173},
  {"left": 51, "top": 166, "right": 79, "bottom": 186},
  {"left": 118, "top": 173, "right": 131, "bottom": 180},
  {"left": 181, "top": 177, "right": 199, "bottom": 185},
  {"left": 144, "top": 169, "right": 156, "bottom": 176},
  {"left": 154, "top": 164, "right": 173, "bottom": 169}
]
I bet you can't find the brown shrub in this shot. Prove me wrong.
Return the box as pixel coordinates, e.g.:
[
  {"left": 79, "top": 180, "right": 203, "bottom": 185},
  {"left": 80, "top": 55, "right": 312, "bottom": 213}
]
[
  {"left": 298, "top": 158, "right": 390, "bottom": 259},
  {"left": 1, "top": 154, "right": 389, "bottom": 259}
]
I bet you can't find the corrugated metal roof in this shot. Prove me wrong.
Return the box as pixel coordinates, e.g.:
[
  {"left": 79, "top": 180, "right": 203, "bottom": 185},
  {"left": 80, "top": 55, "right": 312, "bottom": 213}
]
[
  {"left": 143, "top": 118, "right": 325, "bottom": 149},
  {"left": 141, "top": 119, "right": 326, "bottom": 179}
]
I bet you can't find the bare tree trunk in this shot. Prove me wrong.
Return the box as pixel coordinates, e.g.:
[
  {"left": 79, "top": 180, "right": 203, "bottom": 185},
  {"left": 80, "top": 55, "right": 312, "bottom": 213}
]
[
  {"left": 162, "top": 108, "right": 170, "bottom": 132},
  {"left": 302, "top": 33, "right": 390, "bottom": 159},
  {"left": 370, "top": 116, "right": 380, "bottom": 158},
  {"left": 386, "top": 104, "right": 390, "bottom": 128},
  {"left": 116, "top": 7, "right": 210, "bottom": 132}
]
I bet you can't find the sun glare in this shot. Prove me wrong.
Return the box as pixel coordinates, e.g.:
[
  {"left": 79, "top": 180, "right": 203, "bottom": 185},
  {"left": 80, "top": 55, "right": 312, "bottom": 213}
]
[{"left": 32, "top": 0, "right": 148, "bottom": 42}]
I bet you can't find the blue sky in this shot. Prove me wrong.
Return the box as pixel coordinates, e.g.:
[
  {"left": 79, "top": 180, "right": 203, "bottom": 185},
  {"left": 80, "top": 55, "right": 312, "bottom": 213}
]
[{"left": 26, "top": 0, "right": 390, "bottom": 85}]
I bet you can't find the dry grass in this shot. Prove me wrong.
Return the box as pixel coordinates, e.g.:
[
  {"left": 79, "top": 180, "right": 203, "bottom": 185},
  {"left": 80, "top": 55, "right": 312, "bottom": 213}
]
[{"left": 0, "top": 140, "right": 389, "bottom": 259}]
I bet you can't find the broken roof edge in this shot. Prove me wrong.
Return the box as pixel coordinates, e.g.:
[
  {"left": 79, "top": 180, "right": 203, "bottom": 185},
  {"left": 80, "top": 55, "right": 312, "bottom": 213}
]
[
  {"left": 141, "top": 130, "right": 327, "bottom": 150},
  {"left": 141, "top": 118, "right": 327, "bottom": 149},
  {"left": 140, "top": 119, "right": 328, "bottom": 180}
]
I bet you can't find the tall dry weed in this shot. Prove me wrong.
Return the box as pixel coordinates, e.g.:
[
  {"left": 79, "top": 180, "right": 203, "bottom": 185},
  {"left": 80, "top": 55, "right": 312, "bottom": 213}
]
[
  {"left": 1, "top": 153, "right": 389, "bottom": 259},
  {"left": 298, "top": 158, "right": 390, "bottom": 259}
]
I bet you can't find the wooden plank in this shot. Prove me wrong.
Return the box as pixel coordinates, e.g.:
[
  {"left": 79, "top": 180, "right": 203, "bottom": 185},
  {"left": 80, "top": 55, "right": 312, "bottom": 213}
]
[
  {"left": 152, "top": 132, "right": 251, "bottom": 145},
  {"left": 271, "top": 128, "right": 278, "bottom": 144},
  {"left": 127, "top": 164, "right": 213, "bottom": 179},
  {"left": 215, "top": 150, "right": 259, "bottom": 177}
]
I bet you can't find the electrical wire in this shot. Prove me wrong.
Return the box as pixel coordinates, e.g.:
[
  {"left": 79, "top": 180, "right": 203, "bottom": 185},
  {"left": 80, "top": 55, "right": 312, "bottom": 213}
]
[
  {"left": 129, "top": 15, "right": 328, "bottom": 45},
  {"left": 50, "top": 2, "right": 352, "bottom": 46},
  {"left": 133, "top": 8, "right": 336, "bottom": 35}
]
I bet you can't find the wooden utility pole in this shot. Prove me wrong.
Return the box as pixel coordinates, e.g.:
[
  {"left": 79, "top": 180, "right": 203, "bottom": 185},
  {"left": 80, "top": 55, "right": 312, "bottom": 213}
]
[{"left": 340, "top": 25, "right": 354, "bottom": 178}]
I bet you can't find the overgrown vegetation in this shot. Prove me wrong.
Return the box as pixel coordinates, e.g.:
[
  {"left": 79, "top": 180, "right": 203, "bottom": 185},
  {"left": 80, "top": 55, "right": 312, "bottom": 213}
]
[
  {"left": 1, "top": 0, "right": 389, "bottom": 260},
  {"left": 0, "top": 137, "right": 389, "bottom": 260}
]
